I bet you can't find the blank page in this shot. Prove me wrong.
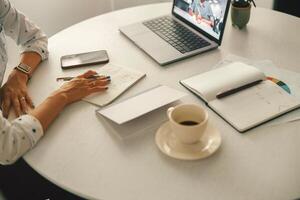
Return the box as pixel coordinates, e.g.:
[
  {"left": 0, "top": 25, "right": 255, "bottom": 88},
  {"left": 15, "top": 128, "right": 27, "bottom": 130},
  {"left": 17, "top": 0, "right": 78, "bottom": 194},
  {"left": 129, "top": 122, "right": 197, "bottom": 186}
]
[
  {"left": 180, "top": 62, "right": 265, "bottom": 102},
  {"left": 209, "top": 80, "right": 300, "bottom": 132}
]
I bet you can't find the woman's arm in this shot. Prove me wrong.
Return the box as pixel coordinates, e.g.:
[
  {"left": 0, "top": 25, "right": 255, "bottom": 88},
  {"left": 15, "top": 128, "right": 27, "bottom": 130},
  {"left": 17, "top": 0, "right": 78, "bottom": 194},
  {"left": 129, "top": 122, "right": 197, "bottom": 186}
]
[
  {"left": 31, "top": 71, "right": 110, "bottom": 131},
  {"left": 0, "top": 70, "right": 110, "bottom": 165},
  {"left": 0, "top": 0, "right": 48, "bottom": 60},
  {"left": 0, "top": 0, "right": 48, "bottom": 117}
]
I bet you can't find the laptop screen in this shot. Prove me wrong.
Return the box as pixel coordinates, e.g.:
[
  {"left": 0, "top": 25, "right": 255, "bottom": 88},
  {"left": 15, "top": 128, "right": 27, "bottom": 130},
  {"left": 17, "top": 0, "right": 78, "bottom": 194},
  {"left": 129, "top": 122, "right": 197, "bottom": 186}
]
[{"left": 173, "top": 0, "right": 229, "bottom": 41}]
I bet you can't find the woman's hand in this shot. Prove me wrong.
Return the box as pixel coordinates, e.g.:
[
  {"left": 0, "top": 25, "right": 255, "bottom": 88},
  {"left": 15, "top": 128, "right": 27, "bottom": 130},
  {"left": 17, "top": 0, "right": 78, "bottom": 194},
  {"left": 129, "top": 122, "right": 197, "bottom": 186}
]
[
  {"left": 52, "top": 70, "right": 110, "bottom": 106},
  {"left": 30, "top": 70, "right": 110, "bottom": 131},
  {"left": 0, "top": 70, "right": 33, "bottom": 118}
]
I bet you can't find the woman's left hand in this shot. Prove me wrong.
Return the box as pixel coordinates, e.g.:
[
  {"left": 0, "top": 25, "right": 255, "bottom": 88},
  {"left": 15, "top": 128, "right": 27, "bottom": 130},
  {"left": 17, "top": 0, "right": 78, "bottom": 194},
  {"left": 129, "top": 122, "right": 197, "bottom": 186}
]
[{"left": 0, "top": 70, "right": 34, "bottom": 118}]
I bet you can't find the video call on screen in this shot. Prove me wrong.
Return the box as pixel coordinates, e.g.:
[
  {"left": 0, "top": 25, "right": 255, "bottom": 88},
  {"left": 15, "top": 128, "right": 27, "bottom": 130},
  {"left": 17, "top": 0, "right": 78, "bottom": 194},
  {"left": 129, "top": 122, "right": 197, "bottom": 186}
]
[{"left": 174, "top": 0, "right": 229, "bottom": 40}]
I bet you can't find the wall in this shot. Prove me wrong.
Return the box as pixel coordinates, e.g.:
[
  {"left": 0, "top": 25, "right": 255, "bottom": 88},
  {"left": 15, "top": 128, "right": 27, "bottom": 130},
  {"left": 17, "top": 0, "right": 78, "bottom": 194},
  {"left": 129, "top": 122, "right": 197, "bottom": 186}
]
[
  {"left": 9, "top": 0, "right": 274, "bottom": 37},
  {"left": 9, "top": 0, "right": 112, "bottom": 36},
  {"left": 256, "top": 0, "right": 273, "bottom": 9},
  {"left": 9, "top": 0, "right": 170, "bottom": 37},
  {"left": 111, "top": 0, "right": 169, "bottom": 10},
  {"left": 112, "top": 0, "right": 274, "bottom": 10}
]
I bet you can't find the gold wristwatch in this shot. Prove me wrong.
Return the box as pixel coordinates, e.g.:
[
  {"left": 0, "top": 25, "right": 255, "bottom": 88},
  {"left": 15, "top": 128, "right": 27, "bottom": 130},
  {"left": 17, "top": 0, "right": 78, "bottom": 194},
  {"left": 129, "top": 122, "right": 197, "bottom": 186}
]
[{"left": 14, "top": 63, "right": 32, "bottom": 79}]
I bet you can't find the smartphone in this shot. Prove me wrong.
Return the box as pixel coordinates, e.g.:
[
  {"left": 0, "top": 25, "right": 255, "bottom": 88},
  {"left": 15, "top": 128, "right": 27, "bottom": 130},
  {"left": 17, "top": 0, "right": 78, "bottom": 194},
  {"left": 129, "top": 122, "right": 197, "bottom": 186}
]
[{"left": 61, "top": 50, "right": 109, "bottom": 69}]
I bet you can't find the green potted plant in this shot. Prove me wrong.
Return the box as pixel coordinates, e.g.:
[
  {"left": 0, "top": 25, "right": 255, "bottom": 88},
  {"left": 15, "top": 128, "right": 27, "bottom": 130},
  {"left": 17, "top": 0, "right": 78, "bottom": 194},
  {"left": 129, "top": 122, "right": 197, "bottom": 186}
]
[{"left": 231, "top": 0, "right": 256, "bottom": 29}]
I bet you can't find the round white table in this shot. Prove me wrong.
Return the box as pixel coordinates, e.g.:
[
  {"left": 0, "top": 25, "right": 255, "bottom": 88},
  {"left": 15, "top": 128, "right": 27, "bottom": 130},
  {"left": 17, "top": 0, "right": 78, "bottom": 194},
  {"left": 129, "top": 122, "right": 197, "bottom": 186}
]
[{"left": 23, "top": 3, "right": 300, "bottom": 200}]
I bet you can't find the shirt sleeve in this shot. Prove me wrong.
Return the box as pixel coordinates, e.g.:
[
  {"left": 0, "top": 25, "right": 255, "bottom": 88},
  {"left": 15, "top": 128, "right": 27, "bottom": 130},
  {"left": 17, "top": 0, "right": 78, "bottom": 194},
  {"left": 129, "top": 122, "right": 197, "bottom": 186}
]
[
  {"left": 0, "top": 0, "right": 49, "bottom": 60},
  {"left": 0, "top": 112, "right": 44, "bottom": 165}
]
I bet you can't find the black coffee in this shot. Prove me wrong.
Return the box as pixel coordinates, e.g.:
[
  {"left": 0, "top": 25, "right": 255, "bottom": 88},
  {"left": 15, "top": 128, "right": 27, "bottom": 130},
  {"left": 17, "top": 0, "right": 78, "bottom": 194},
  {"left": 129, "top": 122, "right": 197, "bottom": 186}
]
[{"left": 179, "top": 120, "right": 199, "bottom": 126}]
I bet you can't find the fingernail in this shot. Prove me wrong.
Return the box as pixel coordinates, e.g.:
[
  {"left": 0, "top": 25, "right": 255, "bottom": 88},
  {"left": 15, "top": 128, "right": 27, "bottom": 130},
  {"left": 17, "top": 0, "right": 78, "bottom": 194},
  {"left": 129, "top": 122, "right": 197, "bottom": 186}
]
[
  {"left": 105, "top": 87, "right": 109, "bottom": 90},
  {"left": 106, "top": 76, "right": 111, "bottom": 79}
]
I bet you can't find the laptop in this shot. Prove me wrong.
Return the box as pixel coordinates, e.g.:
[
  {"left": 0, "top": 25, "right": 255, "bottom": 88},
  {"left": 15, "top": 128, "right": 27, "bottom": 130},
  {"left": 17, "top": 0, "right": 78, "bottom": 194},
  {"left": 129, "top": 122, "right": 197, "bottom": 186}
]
[{"left": 119, "top": 0, "right": 231, "bottom": 66}]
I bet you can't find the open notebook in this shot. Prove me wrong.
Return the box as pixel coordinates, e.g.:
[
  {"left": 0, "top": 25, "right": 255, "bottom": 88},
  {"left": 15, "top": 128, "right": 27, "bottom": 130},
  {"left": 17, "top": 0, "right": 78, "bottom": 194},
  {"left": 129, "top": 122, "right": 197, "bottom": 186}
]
[
  {"left": 83, "top": 64, "right": 146, "bottom": 106},
  {"left": 180, "top": 62, "right": 300, "bottom": 132}
]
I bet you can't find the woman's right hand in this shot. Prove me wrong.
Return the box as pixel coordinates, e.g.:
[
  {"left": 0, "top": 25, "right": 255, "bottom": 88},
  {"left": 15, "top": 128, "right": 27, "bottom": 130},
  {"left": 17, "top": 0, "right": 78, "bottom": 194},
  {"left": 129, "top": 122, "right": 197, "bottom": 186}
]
[
  {"left": 53, "top": 70, "right": 110, "bottom": 105},
  {"left": 29, "top": 70, "right": 110, "bottom": 131}
]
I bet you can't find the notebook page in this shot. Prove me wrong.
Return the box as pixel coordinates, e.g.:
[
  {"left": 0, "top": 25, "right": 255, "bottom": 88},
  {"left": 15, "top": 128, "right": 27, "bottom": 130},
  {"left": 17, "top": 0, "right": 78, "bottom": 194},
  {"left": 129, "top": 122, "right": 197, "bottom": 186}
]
[
  {"left": 180, "top": 62, "right": 265, "bottom": 102},
  {"left": 209, "top": 80, "right": 300, "bottom": 132},
  {"left": 83, "top": 64, "right": 146, "bottom": 106}
]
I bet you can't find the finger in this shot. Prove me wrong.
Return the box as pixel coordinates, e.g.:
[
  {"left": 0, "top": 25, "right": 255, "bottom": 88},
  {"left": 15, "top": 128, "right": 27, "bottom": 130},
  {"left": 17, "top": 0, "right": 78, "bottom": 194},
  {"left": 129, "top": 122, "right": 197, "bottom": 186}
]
[
  {"left": 86, "top": 78, "right": 110, "bottom": 86},
  {"left": 88, "top": 79, "right": 110, "bottom": 87},
  {"left": 88, "top": 86, "right": 109, "bottom": 94},
  {"left": 88, "top": 75, "right": 110, "bottom": 81},
  {"left": 97, "top": 75, "right": 110, "bottom": 80},
  {"left": 20, "top": 97, "right": 29, "bottom": 114},
  {"left": 87, "top": 76, "right": 110, "bottom": 81},
  {"left": 12, "top": 98, "right": 22, "bottom": 117},
  {"left": 1, "top": 97, "right": 11, "bottom": 118},
  {"left": 25, "top": 94, "right": 35, "bottom": 108},
  {"left": 77, "top": 70, "right": 97, "bottom": 78}
]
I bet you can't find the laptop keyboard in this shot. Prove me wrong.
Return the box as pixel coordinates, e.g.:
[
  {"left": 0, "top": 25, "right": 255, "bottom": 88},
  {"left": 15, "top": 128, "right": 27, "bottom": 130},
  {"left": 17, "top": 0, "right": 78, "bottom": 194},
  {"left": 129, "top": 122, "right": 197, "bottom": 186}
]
[{"left": 143, "top": 16, "right": 211, "bottom": 54}]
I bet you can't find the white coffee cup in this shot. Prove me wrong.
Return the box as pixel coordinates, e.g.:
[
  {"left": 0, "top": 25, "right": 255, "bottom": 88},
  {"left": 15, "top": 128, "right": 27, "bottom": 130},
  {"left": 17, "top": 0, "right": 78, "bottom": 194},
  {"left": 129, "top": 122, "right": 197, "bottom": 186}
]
[{"left": 167, "top": 104, "right": 209, "bottom": 144}]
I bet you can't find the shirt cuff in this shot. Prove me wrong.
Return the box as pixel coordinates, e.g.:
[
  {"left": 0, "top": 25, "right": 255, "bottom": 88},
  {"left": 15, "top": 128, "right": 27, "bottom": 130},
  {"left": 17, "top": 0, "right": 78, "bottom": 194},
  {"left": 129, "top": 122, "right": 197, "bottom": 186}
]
[
  {"left": 21, "top": 45, "right": 49, "bottom": 61},
  {"left": 14, "top": 115, "right": 44, "bottom": 145}
]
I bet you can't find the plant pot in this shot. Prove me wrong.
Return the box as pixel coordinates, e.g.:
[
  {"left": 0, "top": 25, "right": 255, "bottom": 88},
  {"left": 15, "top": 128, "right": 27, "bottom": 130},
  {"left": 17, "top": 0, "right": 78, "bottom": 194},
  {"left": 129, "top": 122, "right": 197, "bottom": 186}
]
[{"left": 231, "top": 3, "right": 251, "bottom": 29}]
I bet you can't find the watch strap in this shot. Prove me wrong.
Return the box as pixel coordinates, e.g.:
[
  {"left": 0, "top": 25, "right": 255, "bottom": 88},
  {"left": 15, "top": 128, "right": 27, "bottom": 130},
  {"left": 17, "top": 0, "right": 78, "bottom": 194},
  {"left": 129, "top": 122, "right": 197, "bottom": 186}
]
[{"left": 15, "top": 63, "right": 32, "bottom": 78}]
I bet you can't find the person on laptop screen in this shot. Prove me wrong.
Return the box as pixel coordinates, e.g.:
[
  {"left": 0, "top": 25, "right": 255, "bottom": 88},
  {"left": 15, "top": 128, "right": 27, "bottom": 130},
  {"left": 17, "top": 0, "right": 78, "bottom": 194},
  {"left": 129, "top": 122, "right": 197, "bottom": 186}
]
[
  {"left": 189, "top": 0, "right": 214, "bottom": 27},
  {"left": 174, "top": 0, "right": 226, "bottom": 38}
]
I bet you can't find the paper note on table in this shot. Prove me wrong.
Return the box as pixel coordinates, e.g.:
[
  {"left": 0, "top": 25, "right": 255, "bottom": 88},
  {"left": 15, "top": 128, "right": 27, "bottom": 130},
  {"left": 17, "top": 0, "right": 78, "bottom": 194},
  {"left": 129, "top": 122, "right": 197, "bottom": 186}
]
[
  {"left": 97, "top": 85, "right": 187, "bottom": 124},
  {"left": 83, "top": 64, "right": 146, "bottom": 106}
]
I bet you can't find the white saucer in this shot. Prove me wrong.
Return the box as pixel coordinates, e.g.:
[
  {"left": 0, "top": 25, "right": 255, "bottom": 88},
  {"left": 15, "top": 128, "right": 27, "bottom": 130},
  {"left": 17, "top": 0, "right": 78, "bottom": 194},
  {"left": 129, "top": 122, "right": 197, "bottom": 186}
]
[{"left": 155, "top": 121, "right": 221, "bottom": 160}]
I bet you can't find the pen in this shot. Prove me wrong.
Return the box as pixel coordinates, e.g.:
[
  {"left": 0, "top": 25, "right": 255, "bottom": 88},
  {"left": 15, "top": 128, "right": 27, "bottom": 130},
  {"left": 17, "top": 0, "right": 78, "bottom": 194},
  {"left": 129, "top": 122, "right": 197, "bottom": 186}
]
[
  {"left": 56, "top": 75, "right": 106, "bottom": 81},
  {"left": 216, "top": 79, "right": 263, "bottom": 99}
]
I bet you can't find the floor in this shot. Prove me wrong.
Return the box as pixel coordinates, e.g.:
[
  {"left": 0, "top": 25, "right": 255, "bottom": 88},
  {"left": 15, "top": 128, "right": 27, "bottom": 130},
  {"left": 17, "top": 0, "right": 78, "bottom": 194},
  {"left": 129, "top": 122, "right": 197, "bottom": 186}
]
[{"left": 0, "top": 159, "right": 85, "bottom": 200}]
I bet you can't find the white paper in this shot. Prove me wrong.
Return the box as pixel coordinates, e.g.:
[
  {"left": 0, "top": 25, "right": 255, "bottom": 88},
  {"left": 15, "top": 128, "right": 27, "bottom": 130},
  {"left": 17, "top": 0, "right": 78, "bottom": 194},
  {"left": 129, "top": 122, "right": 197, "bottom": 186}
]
[
  {"left": 83, "top": 63, "right": 146, "bottom": 106},
  {"left": 181, "top": 62, "right": 265, "bottom": 102},
  {"left": 97, "top": 85, "right": 187, "bottom": 124}
]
